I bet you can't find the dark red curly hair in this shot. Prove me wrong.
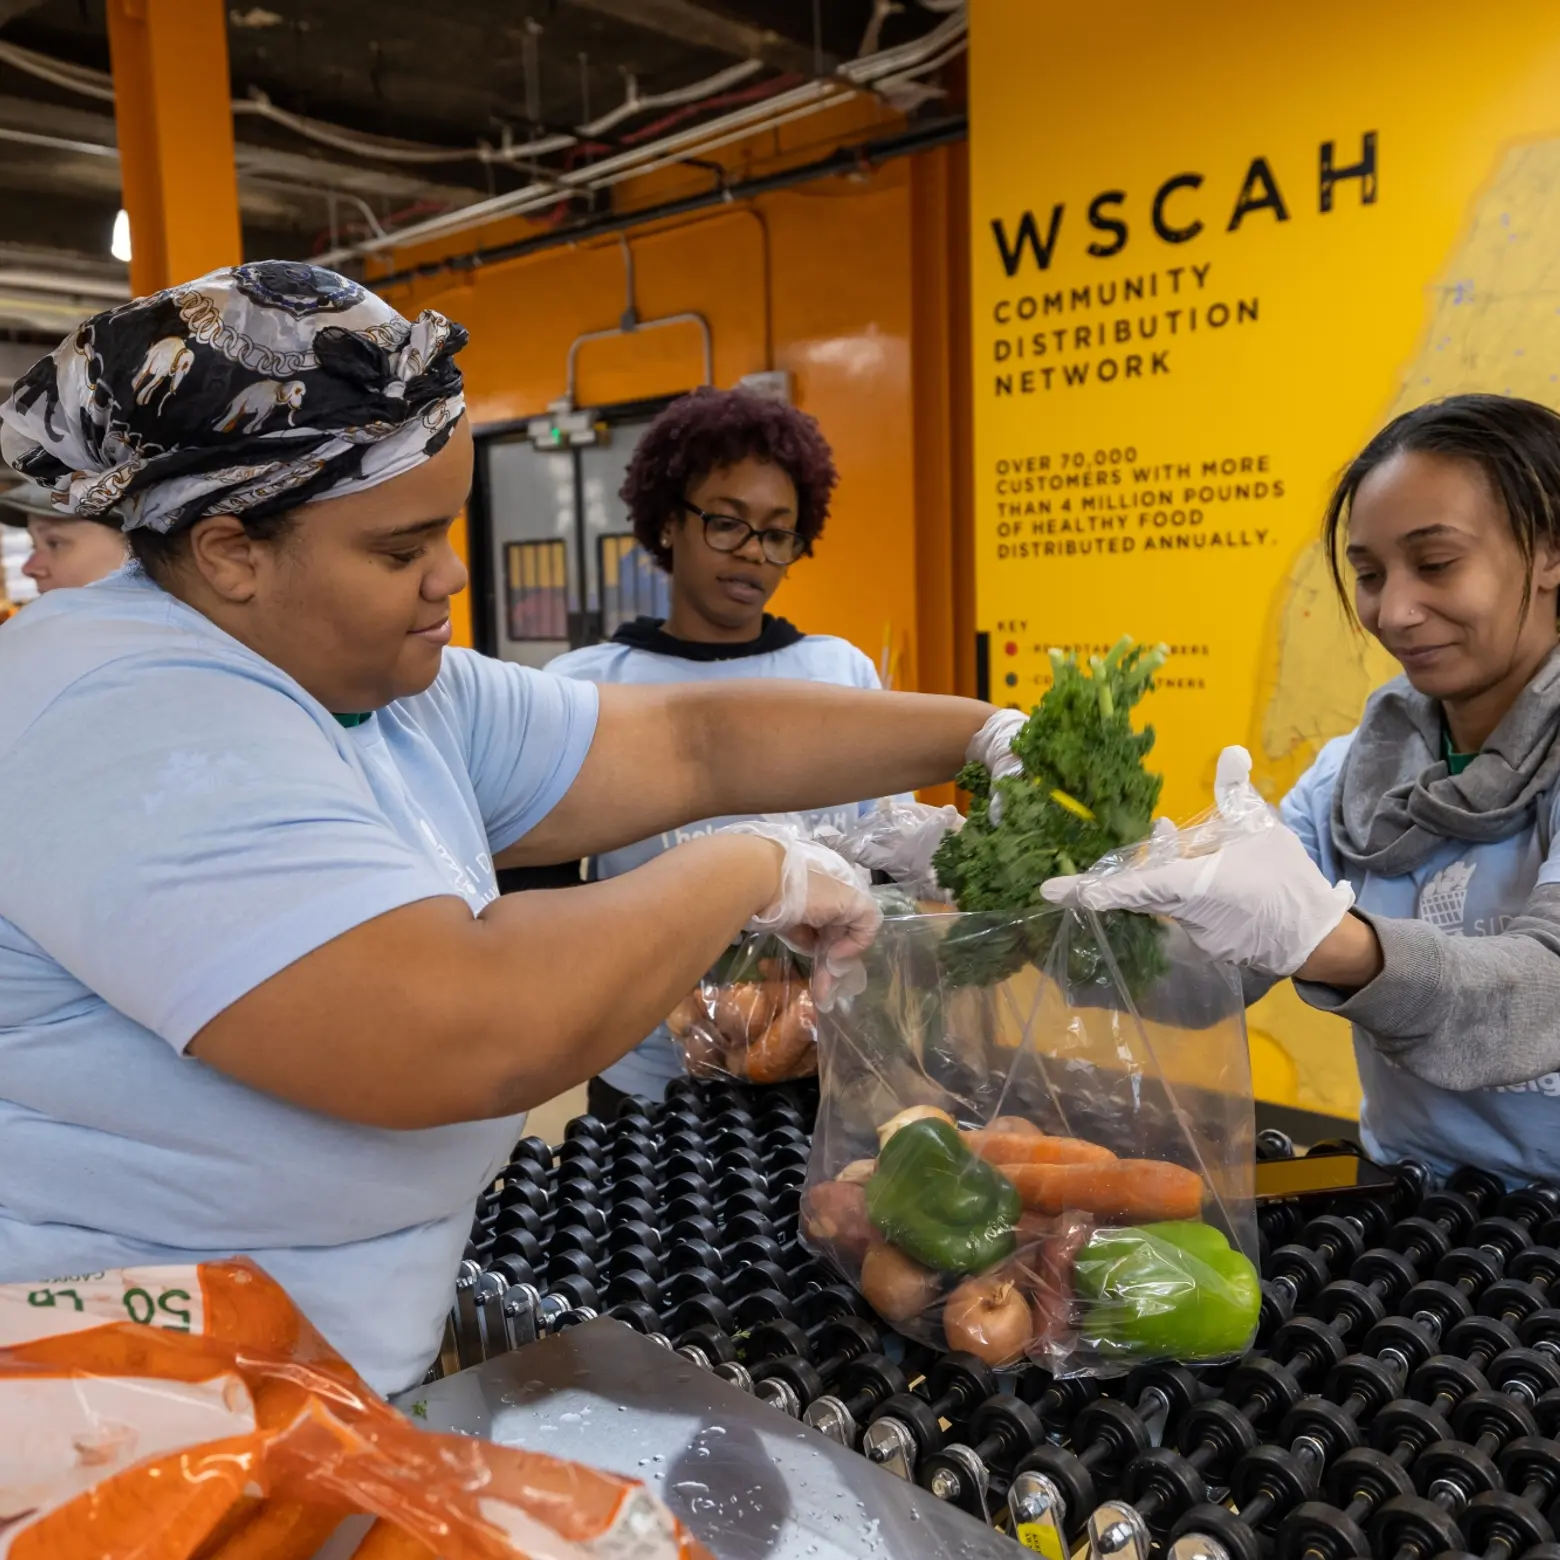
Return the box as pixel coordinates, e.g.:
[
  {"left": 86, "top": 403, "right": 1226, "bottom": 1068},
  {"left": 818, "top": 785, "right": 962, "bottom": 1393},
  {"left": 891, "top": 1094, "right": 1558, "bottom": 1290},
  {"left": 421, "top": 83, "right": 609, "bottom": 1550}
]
[{"left": 622, "top": 386, "right": 838, "bottom": 570}]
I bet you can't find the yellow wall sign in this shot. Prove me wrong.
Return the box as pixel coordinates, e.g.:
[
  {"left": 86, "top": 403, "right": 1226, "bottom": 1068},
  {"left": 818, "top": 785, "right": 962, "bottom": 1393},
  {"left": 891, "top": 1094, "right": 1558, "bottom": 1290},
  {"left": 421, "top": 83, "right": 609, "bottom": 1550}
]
[{"left": 967, "top": 0, "right": 1560, "bottom": 1120}]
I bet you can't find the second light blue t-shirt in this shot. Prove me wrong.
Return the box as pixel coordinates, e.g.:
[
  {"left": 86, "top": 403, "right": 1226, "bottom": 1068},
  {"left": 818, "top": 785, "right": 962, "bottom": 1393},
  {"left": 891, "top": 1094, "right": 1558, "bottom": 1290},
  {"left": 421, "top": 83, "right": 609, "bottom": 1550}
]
[
  {"left": 548, "top": 621, "right": 892, "bottom": 1100},
  {"left": 0, "top": 569, "right": 599, "bottom": 1394},
  {"left": 1283, "top": 735, "right": 1560, "bottom": 1184}
]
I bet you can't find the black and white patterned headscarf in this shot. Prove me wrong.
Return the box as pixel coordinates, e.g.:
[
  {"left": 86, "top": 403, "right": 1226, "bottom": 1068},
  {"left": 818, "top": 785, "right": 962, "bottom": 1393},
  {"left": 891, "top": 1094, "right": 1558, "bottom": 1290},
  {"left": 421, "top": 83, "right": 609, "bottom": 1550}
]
[{"left": 0, "top": 262, "right": 467, "bottom": 535}]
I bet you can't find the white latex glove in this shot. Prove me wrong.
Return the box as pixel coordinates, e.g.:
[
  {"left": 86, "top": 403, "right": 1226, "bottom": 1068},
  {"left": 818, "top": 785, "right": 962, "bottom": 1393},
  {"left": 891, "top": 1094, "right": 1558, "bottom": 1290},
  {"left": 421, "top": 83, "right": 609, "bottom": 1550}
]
[
  {"left": 718, "top": 821, "right": 883, "bottom": 1006},
  {"left": 967, "top": 709, "right": 1027, "bottom": 824},
  {"left": 813, "top": 799, "right": 963, "bottom": 899},
  {"left": 968, "top": 709, "right": 1026, "bottom": 782},
  {"left": 1039, "top": 746, "right": 1356, "bottom": 977}
]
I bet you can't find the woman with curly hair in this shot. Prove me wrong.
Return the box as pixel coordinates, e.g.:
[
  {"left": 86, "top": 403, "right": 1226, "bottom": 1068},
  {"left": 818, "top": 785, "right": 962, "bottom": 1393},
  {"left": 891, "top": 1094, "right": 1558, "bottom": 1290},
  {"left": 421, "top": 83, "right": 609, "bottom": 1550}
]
[{"left": 550, "top": 385, "right": 903, "bottom": 1114}]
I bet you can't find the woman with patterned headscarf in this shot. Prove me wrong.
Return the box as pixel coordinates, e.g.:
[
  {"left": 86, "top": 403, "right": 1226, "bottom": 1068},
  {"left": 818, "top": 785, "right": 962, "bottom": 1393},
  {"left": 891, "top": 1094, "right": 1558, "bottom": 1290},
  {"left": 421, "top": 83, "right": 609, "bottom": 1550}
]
[{"left": 0, "top": 262, "right": 1021, "bottom": 1395}]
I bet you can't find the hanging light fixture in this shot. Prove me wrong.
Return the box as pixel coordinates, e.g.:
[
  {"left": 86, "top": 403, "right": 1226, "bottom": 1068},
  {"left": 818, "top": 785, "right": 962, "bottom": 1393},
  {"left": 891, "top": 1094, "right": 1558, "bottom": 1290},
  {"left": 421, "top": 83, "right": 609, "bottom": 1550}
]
[{"left": 110, "top": 208, "right": 132, "bottom": 263}]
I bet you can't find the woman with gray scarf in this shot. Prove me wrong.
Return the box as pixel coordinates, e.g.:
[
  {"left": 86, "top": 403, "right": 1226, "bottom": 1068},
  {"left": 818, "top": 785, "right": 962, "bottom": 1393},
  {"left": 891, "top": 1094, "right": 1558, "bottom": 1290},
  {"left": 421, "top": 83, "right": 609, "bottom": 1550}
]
[{"left": 1047, "top": 393, "right": 1560, "bottom": 1187}]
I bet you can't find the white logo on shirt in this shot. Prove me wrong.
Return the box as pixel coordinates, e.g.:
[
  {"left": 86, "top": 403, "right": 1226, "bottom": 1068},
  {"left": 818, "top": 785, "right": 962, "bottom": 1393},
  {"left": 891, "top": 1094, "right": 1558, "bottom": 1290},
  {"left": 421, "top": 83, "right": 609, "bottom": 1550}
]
[
  {"left": 1413, "top": 854, "right": 1560, "bottom": 1098},
  {"left": 418, "top": 819, "right": 497, "bottom": 909},
  {"left": 1491, "top": 1074, "right": 1560, "bottom": 1097},
  {"left": 660, "top": 807, "right": 859, "bottom": 853},
  {"left": 1418, "top": 858, "right": 1476, "bottom": 935}
]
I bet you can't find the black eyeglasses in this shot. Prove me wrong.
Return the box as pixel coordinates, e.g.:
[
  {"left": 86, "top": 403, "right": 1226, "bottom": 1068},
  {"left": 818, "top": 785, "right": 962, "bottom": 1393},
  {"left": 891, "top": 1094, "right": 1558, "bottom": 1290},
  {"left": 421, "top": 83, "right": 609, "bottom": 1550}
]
[{"left": 682, "top": 503, "right": 807, "bottom": 566}]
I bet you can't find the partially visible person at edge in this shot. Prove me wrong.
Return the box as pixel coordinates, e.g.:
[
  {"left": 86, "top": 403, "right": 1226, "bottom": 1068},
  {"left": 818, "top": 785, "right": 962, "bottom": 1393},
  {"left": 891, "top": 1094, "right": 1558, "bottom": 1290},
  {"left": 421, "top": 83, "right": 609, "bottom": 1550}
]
[
  {"left": 0, "top": 476, "right": 128, "bottom": 595},
  {"left": 1044, "top": 393, "right": 1560, "bottom": 1187},
  {"left": 0, "top": 261, "right": 1023, "bottom": 1396},
  {"left": 547, "top": 387, "right": 906, "bottom": 1117}
]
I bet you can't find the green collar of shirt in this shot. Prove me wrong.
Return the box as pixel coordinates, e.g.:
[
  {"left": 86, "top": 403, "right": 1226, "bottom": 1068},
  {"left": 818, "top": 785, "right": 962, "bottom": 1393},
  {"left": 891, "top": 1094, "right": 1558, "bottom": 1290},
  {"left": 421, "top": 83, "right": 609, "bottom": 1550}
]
[
  {"left": 1443, "top": 725, "right": 1475, "bottom": 776},
  {"left": 334, "top": 712, "right": 372, "bottom": 729}
]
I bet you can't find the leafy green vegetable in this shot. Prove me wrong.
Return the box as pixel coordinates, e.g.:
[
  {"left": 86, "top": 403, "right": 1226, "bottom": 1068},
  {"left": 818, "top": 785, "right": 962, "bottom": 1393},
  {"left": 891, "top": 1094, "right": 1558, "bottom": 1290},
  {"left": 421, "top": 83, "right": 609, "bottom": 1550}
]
[{"left": 932, "top": 637, "right": 1170, "bottom": 990}]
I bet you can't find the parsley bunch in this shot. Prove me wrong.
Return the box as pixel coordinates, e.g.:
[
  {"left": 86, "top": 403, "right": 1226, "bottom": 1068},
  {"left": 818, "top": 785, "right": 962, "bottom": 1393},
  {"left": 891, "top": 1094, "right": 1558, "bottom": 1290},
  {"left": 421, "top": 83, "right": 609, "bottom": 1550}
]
[{"left": 932, "top": 637, "right": 1170, "bottom": 991}]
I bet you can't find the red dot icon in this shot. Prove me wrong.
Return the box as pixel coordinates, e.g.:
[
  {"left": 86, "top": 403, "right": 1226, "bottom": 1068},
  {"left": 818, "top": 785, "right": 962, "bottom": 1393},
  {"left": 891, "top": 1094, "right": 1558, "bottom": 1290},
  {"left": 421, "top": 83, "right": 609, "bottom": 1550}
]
[{"left": 1004, "top": 641, "right": 1019, "bottom": 656}]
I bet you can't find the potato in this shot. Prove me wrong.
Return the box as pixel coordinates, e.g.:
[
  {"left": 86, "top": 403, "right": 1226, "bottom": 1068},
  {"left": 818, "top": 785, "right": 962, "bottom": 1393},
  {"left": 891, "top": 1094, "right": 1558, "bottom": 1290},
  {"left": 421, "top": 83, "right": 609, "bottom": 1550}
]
[
  {"left": 800, "top": 1179, "right": 873, "bottom": 1262},
  {"left": 861, "top": 1241, "right": 942, "bottom": 1324}
]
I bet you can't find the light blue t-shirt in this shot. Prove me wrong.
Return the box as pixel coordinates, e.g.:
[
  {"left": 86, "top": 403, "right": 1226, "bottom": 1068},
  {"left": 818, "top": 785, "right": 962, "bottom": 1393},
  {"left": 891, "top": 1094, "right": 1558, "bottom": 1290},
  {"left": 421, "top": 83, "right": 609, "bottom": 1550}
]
[
  {"left": 0, "top": 570, "right": 599, "bottom": 1394},
  {"left": 1284, "top": 735, "right": 1560, "bottom": 1183},
  {"left": 548, "top": 627, "right": 891, "bottom": 1100}
]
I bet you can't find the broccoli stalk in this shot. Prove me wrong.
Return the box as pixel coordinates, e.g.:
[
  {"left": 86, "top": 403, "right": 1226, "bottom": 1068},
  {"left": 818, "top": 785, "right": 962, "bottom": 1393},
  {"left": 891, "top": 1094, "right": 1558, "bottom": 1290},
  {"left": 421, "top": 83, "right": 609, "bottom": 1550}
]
[{"left": 932, "top": 637, "right": 1170, "bottom": 991}]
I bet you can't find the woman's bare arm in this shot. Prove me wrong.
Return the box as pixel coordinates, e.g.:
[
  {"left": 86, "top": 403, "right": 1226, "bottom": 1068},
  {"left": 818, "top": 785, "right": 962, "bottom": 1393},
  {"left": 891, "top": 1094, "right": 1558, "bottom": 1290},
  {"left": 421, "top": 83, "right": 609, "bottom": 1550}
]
[
  {"left": 188, "top": 833, "right": 782, "bottom": 1128},
  {"left": 496, "top": 680, "right": 993, "bottom": 867}
]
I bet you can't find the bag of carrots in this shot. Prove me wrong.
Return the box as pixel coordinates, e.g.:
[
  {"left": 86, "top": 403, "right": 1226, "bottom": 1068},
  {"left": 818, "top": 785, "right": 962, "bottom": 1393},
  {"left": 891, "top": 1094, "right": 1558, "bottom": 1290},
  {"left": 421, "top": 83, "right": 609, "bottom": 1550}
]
[
  {"left": 799, "top": 903, "right": 1261, "bottom": 1375},
  {"left": 0, "top": 1258, "right": 712, "bottom": 1560},
  {"left": 665, "top": 934, "right": 820, "bottom": 1085},
  {"left": 664, "top": 800, "right": 966, "bottom": 1088}
]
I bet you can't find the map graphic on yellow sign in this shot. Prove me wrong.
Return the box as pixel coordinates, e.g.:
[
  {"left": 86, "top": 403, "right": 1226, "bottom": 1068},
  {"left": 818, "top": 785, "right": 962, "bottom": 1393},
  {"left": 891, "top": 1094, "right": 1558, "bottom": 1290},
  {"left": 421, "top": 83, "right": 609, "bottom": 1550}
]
[{"left": 967, "top": 0, "right": 1560, "bottom": 1121}]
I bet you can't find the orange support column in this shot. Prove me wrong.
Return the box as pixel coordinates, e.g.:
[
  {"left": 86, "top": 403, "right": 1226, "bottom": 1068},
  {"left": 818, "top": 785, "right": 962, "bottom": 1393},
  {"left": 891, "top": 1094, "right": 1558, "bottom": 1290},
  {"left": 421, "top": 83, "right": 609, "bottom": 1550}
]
[
  {"left": 909, "top": 139, "right": 978, "bottom": 805},
  {"left": 910, "top": 140, "right": 977, "bottom": 680},
  {"left": 106, "top": 0, "right": 242, "bottom": 298}
]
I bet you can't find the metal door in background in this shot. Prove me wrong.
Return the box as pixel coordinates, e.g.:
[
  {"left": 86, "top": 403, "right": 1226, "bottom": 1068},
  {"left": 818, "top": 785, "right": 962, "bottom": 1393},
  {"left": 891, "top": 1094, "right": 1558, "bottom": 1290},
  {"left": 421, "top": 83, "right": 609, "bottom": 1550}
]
[
  {"left": 472, "top": 404, "right": 672, "bottom": 666},
  {"left": 479, "top": 435, "right": 574, "bottom": 668}
]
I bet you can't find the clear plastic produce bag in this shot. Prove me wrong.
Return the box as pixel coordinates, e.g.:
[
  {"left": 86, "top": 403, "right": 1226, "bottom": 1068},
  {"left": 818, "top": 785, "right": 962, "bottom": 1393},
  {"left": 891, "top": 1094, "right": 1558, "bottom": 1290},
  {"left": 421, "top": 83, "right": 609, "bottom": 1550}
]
[
  {"left": 799, "top": 902, "right": 1259, "bottom": 1375},
  {"left": 665, "top": 804, "right": 953, "bottom": 1086},
  {"left": 666, "top": 935, "right": 820, "bottom": 1085},
  {"left": 0, "top": 1259, "right": 711, "bottom": 1560},
  {"left": 814, "top": 798, "right": 964, "bottom": 903}
]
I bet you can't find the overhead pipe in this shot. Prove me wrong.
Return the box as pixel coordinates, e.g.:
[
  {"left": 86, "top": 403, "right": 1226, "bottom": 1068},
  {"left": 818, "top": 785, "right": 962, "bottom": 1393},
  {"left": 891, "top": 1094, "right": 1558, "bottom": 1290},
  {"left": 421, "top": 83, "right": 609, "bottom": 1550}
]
[
  {"left": 0, "top": 125, "right": 116, "bottom": 159},
  {"left": 633, "top": 205, "right": 772, "bottom": 371},
  {"left": 564, "top": 314, "right": 713, "bottom": 409},
  {"left": 0, "top": 124, "right": 441, "bottom": 235},
  {"left": 562, "top": 236, "right": 713, "bottom": 409},
  {"left": 0, "top": 37, "right": 769, "bottom": 170},
  {"left": 321, "top": 78, "right": 852, "bottom": 264},
  {"left": 364, "top": 114, "right": 967, "bottom": 292},
  {"left": 0, "top": 268, "right": 129, "bottom": 301},
  {"left": 320, "top": 10, "right": 967, "bottom": 265},
  {"left": 0, "top": 13, "right": 964, "bottom": 269}
]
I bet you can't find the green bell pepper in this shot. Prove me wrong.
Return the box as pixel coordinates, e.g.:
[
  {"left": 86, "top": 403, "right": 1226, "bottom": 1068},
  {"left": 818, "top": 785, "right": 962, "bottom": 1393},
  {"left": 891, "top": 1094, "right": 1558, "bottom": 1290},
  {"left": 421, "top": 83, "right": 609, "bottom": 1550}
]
[
  {"left": 865, "top": 1117, "right": 1022, "bottom": 1274},
  {"left": 1074, "top": 1220, "right": 1260, "bottom": 1359}
]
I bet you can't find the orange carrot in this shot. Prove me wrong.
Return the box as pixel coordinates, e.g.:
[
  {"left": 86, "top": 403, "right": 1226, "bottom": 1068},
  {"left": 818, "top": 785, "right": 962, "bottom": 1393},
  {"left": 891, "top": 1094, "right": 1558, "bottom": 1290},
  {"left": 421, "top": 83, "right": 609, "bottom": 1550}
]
[
  {"left": 14, "top": 1444, "right": 251, "bottom": 1560},
  {"left": 965, "top": 1131, "right": 1117, "bottom": 1167},
  {"left": 999, "top": 1159, "right": 1205, "bottom": 1222},
  {"left": 350, "top": 1518, "right": 443, "bottom": 1559},
  {"left": 711, "top": 982, "right": 775, "bottom": 1048},
  {"left": 201, "top": 1261, "right": 305, "bottom": 1353},
  {"left": 730, "top": 988, "right": 815, "bottom": 1083},
  {"left": 200, "top": 1501, "right": 348, "bottom": 1560},
  {"left": 190, "top": 1497, "right": 264, "bottom": 1560}
]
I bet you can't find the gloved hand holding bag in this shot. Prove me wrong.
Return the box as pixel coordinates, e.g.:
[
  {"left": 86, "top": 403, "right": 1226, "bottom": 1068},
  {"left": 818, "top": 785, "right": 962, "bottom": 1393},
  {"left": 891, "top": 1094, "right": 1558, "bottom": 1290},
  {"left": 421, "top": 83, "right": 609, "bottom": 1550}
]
[{"left": 1041, "top": 745, "right": 1356, "bottom": 977}]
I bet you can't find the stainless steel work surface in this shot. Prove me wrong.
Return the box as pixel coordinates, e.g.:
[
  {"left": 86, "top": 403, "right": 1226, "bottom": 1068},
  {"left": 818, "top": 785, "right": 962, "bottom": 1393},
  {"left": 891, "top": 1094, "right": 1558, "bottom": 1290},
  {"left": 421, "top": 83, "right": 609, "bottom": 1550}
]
[{"left": 395, "top": 1320, "right": 1023, "bottom": 1560}]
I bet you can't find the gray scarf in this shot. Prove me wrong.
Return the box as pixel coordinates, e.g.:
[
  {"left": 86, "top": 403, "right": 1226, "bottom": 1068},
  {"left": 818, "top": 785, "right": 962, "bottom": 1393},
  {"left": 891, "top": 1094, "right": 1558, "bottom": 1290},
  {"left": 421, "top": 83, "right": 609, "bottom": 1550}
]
[{"left": 1331, "top": 645, "right": 1560, "bottom": 874}]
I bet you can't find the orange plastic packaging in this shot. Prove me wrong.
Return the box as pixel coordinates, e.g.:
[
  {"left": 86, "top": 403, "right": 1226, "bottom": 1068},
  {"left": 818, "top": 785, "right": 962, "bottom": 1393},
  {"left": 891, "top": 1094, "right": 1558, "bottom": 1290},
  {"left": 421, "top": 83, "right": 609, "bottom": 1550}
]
[{"left": 0, "top": 1261, "right": 713, "bottom": 1560}]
